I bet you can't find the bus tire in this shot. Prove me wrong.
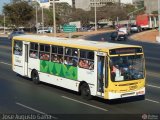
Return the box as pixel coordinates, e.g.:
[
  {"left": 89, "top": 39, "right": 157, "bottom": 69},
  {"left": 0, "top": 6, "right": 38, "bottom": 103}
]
[
  {"left": 31, "top": 70, "right": 40, "bottom": 84},
  {"left": 80, "top": 83, "right": 92, "bottom": 100}
]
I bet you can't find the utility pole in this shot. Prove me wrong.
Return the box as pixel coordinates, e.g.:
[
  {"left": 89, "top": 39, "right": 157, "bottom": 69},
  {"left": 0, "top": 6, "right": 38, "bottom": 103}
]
[
  {"left": 53, "top": 0, "right": 56, "bottom": 36},
  {"left": 118, "top": 0, "right": 121, "bottom": 6},
  {"left": 158, "top": 0, "right": 160, "bottom": 36},
  {"left": 94, "top": 0, "right": 97, "bottom": 31},
  {"left": 42, "top": 7, "right": 44, "bottom": 34},
  {"left": 4, "top": 14, "right": 5, "bottom": 34},
  {"left": 36, "top": 3, "right": 38, "bottom": 34},
  {"left": 147, "top": 0, "right": 151, "bottom": 14}
]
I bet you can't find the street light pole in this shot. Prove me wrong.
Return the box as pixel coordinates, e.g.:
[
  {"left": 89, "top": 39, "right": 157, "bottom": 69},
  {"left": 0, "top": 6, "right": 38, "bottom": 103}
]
[
  {"left": 53, "top": 0, "right": 56, "bottom": 36},
  {"left": 94, "top": 0, "right": 97, "bottom": 31},
  {"left": 42, "top": 7, "right": 44, "bottom": 34},
  {"left": 36, "top": 4, "right": 38, "bottom": 34},
  {"left": 158, "top": 0, "right": 160, "bottom": 37},
  {"left": 4, "top": 14, "right": 5, "bottom": 34}
]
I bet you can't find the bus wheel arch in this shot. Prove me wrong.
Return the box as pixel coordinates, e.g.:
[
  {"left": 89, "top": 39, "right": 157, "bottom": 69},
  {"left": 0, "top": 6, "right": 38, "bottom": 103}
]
[
  {"left": 79, "top": 81, "right": 92, "bottom": 100},
  {"left": 31, "top": 69, "right": 40, "bottom": 84}
]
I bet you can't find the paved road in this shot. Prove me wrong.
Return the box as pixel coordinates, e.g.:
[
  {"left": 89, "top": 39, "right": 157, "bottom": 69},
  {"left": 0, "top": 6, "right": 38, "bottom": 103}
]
[{"left": 0, "top": 35, "right": 160, "bottom": 120}]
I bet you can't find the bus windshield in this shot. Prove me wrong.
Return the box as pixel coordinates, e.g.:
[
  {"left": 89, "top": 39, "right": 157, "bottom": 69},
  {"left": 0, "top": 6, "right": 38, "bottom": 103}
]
[{"left": 110, "top": 55, "right": 144, "bottom": 82}]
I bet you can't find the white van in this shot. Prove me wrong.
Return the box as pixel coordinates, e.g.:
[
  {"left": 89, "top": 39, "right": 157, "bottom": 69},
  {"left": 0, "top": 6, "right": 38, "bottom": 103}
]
[{"left": 37, "top": 27, "right": 53, "bottom": 33}]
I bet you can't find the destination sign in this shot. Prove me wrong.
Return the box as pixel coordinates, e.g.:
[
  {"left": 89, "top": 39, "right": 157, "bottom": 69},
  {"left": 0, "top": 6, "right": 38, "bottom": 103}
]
[{"left": 109, "top": 48, "right": 143, "bottom": 55}]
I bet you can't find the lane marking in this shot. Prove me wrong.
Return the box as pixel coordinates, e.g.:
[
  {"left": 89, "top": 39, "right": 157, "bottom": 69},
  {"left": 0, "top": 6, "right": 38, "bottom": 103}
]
[
  {"left": 16, "top": 102, "right": 58, "bottom": 119},
  {"left": 146, "top": 99, "right": 160, "bottom": 104},
  {"left": 0, "top": 61, "right": 11, "bottom": 66},
  {"left": 61, "top": 96, "right": 108, "bottom": 112},
  {"left": 147, "top": 84, "right": 160, "bottom": 89},
  {"left": 147, "top": 71, "right": 159, "bottom": 77},
  {"left": 0, "top": 45, "right": 12, "bottom": 50}
]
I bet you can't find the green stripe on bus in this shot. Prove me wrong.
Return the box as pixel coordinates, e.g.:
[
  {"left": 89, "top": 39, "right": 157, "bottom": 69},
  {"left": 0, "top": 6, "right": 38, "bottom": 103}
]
[{"left": 40, "top": 60, "right": 77, "bottom": 80}]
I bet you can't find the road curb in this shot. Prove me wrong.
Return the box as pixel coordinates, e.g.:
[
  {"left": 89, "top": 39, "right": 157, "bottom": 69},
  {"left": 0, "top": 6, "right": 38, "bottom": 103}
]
[
  {"left": 156, "top": 36, "right": 160, "bottom": 43},
  {"left": 129, "top": 30, "right": 159, "bottom": 44}
]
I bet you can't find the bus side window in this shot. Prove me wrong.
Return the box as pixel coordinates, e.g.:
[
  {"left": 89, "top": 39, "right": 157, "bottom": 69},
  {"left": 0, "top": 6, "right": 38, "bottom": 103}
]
[
  {"left": 64, "top": 48, "right": 78, "bottom": 66},
  {"left": 14, "top": 40, "right": 23, "bottom": 56},
  {"left": 51, "top": 46, "right": 63, "bottom": 63},
  {"left": 39, "top": 44, "right": 50, "bottom": 61},
  {"left": 79, "top": 50, "right": 94, "bottom": 70},
  {"left": 29, "top": 42, "right": 38, "bottom": 59}
]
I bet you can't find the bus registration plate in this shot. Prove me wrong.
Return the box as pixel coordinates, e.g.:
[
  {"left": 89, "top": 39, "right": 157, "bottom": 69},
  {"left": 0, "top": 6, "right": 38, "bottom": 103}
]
[{"left": 121, "top": 92, "right": 135, "bottom": 98}]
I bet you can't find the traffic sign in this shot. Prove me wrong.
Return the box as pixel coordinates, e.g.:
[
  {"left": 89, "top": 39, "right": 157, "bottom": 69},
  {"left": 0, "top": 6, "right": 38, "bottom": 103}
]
[
  {"left": 63, "top": 25, "right": 76, "bottom": 33},
  {"left": 40, "top": 0, "right": 49, "bottom": 3}
]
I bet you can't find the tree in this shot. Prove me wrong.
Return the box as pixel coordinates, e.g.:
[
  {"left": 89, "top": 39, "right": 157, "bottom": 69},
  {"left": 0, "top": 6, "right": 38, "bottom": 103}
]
[
  {"left": 55, "top": 3, "right": 72, "bottom": 25},
  {"left": 3, "top": 1, "right": 34, "bottom": 28},
  {"left": 70, "top": 9, "right": 92, "bottom": 26},
  {"left": 97, "top": 4, "right": 128, "bottom": 21},
  {"left": 152, "top": 11, "right": 158, "bottom": 14}
]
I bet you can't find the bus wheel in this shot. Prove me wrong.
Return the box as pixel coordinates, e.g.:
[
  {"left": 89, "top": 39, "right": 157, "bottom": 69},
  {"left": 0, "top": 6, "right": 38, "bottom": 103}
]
[
  {"left": 31, "top": 70, "right": 40, "bottom": 84},
  {"left": 80, "top": 83, "right": 92, "bottom": 100}
]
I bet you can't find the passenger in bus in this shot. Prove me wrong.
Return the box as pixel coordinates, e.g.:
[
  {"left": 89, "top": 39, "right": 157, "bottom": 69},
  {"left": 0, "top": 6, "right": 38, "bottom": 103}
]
[
  {"left": 111, "top": 65, "right": 121, "bottom": 81},
  {"left": 89, "top": 61, "right": 94, "bottom": 70},
  {"left": 58, "top": 56, "right": 63, "bottom": 63},
  {"left": 40, "top": 53, "right": 49, "bottom": 61},
  {"left": 72, "top": 57, "right": 78, "bottom": 67},
  {"left": 65, "top": 56, "right": 73, "bottom": 65},
  {"left": 127, "top": 65, "right": 142, "bottom": 79},
  {"left": 82, "top": 60, "right": 89, "bottom": 69},
  {"left": 30, "top": 51, "right": 38, "bottom": 58},
  {"left": 79, "top": 59, "right": 84, "bottom": 68},
  {"left": 14, "top": 48, "right": 22, "bottom": 55},
  {"left": 79, "top": 59, "right": 89, "bottom": 69},
  {"left": 51, "top": 54, "right": 58, "bottom": 62}
]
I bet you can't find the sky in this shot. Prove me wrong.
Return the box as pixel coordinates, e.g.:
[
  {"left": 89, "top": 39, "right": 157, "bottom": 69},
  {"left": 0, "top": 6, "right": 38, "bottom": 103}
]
[{"left": 0, "top": 0, "right": 11, "bottom": 14}]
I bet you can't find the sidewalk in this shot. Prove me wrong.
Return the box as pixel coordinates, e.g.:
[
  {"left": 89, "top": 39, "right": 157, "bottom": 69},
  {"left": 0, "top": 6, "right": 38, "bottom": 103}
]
[{"left": 130, "top": 29, "right": 159, "bottom": 43}]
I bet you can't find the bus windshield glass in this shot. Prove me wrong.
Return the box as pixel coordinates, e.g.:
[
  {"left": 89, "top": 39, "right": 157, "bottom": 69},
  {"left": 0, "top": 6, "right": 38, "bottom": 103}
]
[{"left": 110, "top": 55, "right": 144, "bottom": 82}]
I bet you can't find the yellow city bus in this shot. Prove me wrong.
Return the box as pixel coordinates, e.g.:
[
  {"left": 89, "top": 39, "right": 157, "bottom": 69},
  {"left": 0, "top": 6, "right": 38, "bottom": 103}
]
[{"left": 12, "top": 35, "right": 145, "bottom": 100}]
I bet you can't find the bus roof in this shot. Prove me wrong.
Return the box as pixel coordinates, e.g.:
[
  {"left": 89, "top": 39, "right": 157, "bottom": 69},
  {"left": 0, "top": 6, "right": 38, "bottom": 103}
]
[{"left": 13, "top": 35, "right": 141, "bottom": 52}]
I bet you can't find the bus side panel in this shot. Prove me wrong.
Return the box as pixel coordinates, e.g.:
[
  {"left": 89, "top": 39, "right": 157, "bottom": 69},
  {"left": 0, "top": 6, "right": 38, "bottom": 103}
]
[
  {"left": 40, "top": 60, "right": 78, "bottom": 80},
  {"left": 39, "top": 60, "right": 79, "bottom": 91},
  {"left": 28, "top": 58, "right": 40, "bottom": 78},
  {"left": 13, "top": 55, "right": 24, "bottom": 76},
  {"left": 78, "top": 68, "right": 96, "bottom": 96},
  {"left": 39, "top": 72, "right": 79, "bottom": 92}
]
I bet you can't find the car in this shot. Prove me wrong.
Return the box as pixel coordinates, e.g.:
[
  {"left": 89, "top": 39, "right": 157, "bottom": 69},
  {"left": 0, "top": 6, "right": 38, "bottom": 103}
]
[
  {"left": 111, "top": 31, "right": 127, "bottom": 41},
  {"left": 8, "top": 31, "right": 25, "bottom": 40},
  {"left": 118, "top": 27, "right": 130, "bottom": 35},
  {"left": 130, "top": 25, "right": 142, "bottom": 33}
]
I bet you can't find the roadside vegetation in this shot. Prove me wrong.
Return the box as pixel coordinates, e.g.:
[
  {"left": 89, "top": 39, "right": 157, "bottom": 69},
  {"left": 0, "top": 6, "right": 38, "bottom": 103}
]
[{"left": 0, "top": 0, "right": 145, "bottom": 32}]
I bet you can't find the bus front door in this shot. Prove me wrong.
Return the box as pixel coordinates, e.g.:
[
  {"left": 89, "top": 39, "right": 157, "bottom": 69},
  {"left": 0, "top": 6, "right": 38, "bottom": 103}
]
[
  {"left": 97, "top": 56, "right": 105, "bottom": 95},
  {"left": 24, "top": 44, "right": 29, "bottom": 76}
]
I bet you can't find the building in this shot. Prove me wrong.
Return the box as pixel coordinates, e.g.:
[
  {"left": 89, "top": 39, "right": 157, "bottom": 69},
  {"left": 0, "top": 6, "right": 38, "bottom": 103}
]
[
  {"left": 73, "top": 0, "right": 117, "bottom": 11},
  {"left": 119, "top": 0, "right": 144, "bottom": 8},
  {"left": 28, "top": 0, "right": 72, "bottom": 8},
  {"left": 144, "top": 0, "right": 157, "bottom": 14},
  {"left": 120, "top": 0, "right": 133, "bottom": 4},
  {"left": 73, "top": 0, "right": 90, "bottom": 11}
]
